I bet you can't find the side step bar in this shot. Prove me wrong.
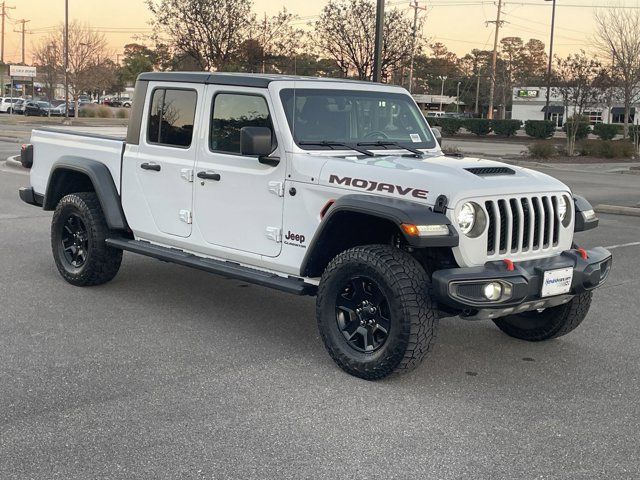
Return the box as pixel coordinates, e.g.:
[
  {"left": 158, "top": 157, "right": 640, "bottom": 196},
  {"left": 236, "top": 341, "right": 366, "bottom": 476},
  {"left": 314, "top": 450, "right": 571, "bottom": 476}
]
[{"left": 105, "top": 237, "right": 316, "bottom": 296}]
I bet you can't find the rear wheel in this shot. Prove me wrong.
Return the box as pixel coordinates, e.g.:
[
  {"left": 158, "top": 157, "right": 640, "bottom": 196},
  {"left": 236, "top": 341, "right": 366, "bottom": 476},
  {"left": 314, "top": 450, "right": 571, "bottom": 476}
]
[
  {"left": 493, "top": 291, "right": 592, "bottom": 341},
  {"left": 316, "top": 245, "right": 438, "bottom": 380},
  {"left": 51, "top": 192, "right": 122, "bottom": 286}
]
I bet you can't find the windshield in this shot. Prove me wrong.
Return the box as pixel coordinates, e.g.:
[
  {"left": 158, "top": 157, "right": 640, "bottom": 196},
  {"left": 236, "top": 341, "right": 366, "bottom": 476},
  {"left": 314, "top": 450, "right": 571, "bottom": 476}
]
[{"left": 280, "top": 88, "right": 436, "bottom": 151}]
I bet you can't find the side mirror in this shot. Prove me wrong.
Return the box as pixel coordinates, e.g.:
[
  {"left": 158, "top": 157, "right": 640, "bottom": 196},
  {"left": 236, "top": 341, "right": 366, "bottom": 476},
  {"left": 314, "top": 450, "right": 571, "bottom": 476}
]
[
  {"left": 240, "top": 126, "right": 276, "bottom": 161},
  {"left": 432, "top": 127, "right": 442, "bottom": 146}
]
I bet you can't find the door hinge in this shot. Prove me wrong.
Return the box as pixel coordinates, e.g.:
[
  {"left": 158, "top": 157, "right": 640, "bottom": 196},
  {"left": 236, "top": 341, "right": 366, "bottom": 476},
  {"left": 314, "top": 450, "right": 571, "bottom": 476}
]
[
  {"left": 179, "top": 209, "right": 192, "bottom": 224},
  {"left": 266, "top": 226, "right": 282, "bottom": 242},
  {"left": 180, "top": 168, "right": 194, "bottom": 182},
  {"left": 268, "top": 181, "right": 285, "bottom": 197}
]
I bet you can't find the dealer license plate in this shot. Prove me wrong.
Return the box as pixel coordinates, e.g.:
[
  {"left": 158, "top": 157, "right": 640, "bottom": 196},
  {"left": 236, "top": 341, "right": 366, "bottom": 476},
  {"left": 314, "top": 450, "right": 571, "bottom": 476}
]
[{"left": 541, "top": 267, "right": 574, "bottom": 298}]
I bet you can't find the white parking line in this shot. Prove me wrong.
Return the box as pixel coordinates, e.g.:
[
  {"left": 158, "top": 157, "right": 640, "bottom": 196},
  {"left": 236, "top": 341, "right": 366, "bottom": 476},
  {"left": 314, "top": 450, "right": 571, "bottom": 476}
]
[{"left": 605, "top": 241, "right": 640, "bottom": 250}]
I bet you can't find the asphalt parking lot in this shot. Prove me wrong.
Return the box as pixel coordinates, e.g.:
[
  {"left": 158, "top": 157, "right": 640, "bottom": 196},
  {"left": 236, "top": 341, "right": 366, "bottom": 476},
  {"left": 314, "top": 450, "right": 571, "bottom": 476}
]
[{"left": 1, "top": 140, "right": 639, "bottom": 479}]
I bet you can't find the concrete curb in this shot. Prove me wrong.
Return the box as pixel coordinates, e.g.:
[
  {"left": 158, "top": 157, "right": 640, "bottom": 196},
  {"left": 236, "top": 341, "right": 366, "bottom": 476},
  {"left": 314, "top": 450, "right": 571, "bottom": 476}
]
[
  {"left": 4, "top": 155, "right": 23, "bottom": 169},
  {"left": 595, "top": 204, "right": 640, "bottom": 217}
]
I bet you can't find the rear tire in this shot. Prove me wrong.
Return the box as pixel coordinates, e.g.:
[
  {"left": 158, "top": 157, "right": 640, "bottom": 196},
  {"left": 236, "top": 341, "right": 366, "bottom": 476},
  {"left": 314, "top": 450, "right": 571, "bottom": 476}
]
[
  {"left": 316, "top": 245, "right": 438, "bottom": 380},
  {"left": 493, "top": 291, "right": 593, "bottom": 341},
  {"left": 51, "top": 192, "right": 122, "bottom": 286}
]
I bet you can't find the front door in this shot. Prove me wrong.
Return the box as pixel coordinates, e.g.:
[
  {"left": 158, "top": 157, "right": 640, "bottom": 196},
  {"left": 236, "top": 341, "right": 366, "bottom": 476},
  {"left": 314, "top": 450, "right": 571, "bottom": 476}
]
[
  {"left": 122, "top": 83, "right": 203, "bottom": 238},
  {"left": 193, "top": 87, "right": 285, "bottom": 257}
]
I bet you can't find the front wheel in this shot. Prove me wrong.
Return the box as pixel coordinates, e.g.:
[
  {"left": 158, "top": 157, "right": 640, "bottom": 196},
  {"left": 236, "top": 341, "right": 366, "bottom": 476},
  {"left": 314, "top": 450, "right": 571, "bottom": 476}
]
[
  {"left": 51, "top": 192, "right": 122, "bottom": 286},
  {"left": 493, "top": 291, "right": 593, "bottom": 341},
  {"left": 316, "top": 245, "right": 438, "bottom": 380}
]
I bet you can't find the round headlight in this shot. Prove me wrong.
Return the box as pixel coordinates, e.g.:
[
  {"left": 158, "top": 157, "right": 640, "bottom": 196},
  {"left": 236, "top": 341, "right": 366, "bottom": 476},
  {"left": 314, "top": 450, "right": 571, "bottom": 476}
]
[
  {"left": 558, "top": 196, "right": 567, "bottom": 222},
  {"left": 457, "top": 202, "right": 476, "bottom": 235}
]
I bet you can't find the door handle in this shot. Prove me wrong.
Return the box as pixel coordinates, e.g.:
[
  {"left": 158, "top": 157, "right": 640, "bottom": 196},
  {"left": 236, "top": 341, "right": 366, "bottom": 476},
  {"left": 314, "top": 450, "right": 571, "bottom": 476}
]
[
  {"left": 197, "top": 171, "right": 221, "bottom": 181},
  {"left": 140, "top": 162, "right": 161, "bottom": 171}
]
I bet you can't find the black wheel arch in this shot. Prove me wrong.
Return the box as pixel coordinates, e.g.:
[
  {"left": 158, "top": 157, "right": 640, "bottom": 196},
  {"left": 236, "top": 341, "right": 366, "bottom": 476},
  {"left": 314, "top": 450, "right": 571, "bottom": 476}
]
[
  {"left": 300, "top": 194, "right": 458, "bottom": 278},
  {"left": 44, "top": 159, "right": 128, "bottom": 231}
]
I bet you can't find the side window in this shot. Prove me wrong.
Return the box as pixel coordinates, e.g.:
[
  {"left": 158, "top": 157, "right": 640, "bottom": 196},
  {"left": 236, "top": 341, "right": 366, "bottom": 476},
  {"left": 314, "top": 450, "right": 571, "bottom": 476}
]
[
  {"left": 210, "top": 93, "right": 272, "bottom": 154},
  {"left": 147, "top": 88, "right": 197, "bottom": 148}
]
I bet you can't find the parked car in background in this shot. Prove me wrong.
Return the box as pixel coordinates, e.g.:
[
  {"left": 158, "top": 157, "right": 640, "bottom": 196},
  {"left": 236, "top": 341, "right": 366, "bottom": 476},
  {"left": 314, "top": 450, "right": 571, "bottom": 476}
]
[
  {"left": 13, "top": 99, "right": 26, "bottom": 115},
  {"left": 50, "top": 102, "right": 75, "bottom": 117},
  {"left": 24, "top": 101, "right": 52, "bottom": 117},
  {"left": 121, "top": 97, "right": 132, "bottom": 108},
  {"left": 0, "top": 97, "right": 23, "bottom": 113},
  {"left": 425, "top": 111, "right": 446, "bottom": 118}
]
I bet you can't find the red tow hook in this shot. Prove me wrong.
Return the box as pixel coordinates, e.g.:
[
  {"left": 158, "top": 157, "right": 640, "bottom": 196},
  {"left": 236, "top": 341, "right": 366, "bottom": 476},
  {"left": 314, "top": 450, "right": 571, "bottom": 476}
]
[
  {"left": 503, "top": 259, "right": 515, "bottom": 271},
  {"left": 576, "top": 247, "right": 588, "bottom": 260}
]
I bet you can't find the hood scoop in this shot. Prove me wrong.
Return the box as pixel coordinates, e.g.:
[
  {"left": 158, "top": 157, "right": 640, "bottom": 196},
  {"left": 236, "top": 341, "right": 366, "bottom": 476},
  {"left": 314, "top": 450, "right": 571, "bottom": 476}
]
[{"left": 465, "top": 167, "right": 516, "bottom": 176}]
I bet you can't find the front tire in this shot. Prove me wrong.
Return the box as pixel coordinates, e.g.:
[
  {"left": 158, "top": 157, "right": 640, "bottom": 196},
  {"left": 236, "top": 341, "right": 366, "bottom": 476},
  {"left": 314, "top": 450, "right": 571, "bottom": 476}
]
[
  {"left": 51, "top": 192, "right": 122, "bottom": 286},
  {"left": 493, "top": 291, "right": 593, "bottom": 341},
  {"left": 316, "top": 245, "right": 438, "bottom": 380}
]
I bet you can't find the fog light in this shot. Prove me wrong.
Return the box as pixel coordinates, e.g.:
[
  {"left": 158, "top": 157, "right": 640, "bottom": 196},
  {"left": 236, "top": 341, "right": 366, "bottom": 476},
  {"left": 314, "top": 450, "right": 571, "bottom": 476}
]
[{"left": 483, "top": 282, "right": 503, "bottom": 301}]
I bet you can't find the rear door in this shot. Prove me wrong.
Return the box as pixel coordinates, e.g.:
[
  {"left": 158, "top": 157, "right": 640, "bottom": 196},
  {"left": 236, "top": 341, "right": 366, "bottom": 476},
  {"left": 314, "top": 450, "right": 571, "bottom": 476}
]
[
  {"left": 121, "top": 82, "right": 203, "bottom": 238},
  {"left": 193, "top": 86, "right": 285, "bottom": 257}
]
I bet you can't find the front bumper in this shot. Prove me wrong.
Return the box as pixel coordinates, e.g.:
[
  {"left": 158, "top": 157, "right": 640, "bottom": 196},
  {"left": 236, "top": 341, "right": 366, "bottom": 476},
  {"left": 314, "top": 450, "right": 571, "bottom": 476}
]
[{"left": 432, "top": 247, "right": 612, "bottom": 320}]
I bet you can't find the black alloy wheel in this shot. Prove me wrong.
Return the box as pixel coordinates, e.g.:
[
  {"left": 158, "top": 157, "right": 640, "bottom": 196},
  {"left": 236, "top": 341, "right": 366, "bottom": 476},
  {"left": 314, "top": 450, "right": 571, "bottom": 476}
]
[
  {"left": 336, "top": 276, "right": 391, "bottom": 353},
  {"left": 60, "top": 213, "right": 89, "bottom": 269}
]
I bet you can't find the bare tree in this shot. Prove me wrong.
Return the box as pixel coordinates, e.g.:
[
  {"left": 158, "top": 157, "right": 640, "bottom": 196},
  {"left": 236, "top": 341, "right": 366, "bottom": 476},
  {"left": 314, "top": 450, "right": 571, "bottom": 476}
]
[
  {"left": 32, "top": 38, "right": 62, "bottom": 102},
  {"left": 553, "top": 52, "right": 604, "bottom": 156},
  {"left": 252, "top": 8, "right": 304, "bottom": 73},
  {"left": 312, "top": 0, "right": 417, "bottom": 81},
  {"left": 593, "top": 6, "right": 640, "bottom": 137},
  {"left": 36, "top": 22, "right": 110, "bottom": 117},
  {"left": 147, "top": 0, "right": 254, "bottom": 71}
]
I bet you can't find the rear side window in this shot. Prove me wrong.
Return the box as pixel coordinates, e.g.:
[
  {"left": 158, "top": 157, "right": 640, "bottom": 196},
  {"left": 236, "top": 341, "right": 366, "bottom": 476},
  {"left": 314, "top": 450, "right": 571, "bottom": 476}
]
[
  {"left": 147, "top": 88, "right": 197, "bottom": 147},
  {"left": 210, "top": 93, "right": 272, "bottom": 154}
]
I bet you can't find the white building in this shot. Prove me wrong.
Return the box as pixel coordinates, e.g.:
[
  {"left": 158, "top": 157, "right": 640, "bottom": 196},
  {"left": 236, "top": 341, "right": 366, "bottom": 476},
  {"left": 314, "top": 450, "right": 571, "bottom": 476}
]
[{"left": 511, "top": 87, "right": 638, "bottom": 128}]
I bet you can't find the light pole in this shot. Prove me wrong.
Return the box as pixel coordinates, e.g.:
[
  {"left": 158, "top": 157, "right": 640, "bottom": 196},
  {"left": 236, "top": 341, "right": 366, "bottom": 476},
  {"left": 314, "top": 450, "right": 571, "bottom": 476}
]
[
  {"left": 438, "top": 75, "right": 447, "bottom": 111},
  {"left": 544, "top": 0, "right": 557, "bottom": 121},
  {"left": 372, "top": 0, "right": 384, "bottom": 82},
  {"left": 456, "top": 81, "right": 461, "bottom": 113}
]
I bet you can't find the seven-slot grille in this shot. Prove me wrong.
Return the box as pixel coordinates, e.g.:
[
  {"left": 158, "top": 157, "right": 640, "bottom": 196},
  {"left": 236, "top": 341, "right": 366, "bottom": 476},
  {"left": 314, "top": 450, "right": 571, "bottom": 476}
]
[{"left": 484, "top": 195, "right": 563, "bottom": 256}]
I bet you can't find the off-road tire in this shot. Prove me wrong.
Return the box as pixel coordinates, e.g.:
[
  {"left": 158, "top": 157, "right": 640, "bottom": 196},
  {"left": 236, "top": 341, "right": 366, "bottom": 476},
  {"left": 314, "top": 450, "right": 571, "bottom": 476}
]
[
  {"left": 493, "top": 291, "right": 593, "bottom": 341},
  {"left": 51, "top": 192, "right": 122, "bottom": 286},
  {"left": 316, "top": 245, "right": 438, "bottom": 380}
]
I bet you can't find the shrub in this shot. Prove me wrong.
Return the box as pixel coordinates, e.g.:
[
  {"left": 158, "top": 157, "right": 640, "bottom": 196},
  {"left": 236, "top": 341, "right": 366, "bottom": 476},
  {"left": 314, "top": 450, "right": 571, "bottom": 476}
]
[
  {"left": 491, "top": 119, "right": 521, "bottom": 137},
  {"left": 115, "top": 108, "right": 130, "bottom": 119},
  {"left": 425, "top": 117, "right": 441, "bottom": 128},
  {"left": 95, "top": 105, "right": 113, "bottom": 118},
  {"left": 463, "top": 118, "right": 492, "bottom": 136},
  {"left": 592, "top": 123, "right": 619, "bottom": 141},
  {"left": 437, "top": 118, "right": 462, "bottom": 136},
  {"left": 524, "top": 120, "right": 555, "bottom": 139},
  {"left": 79, "top": 106, "right": 96, "bottom": 117},
  {"left": 578, "top": 139, "right": 634, "bottom": 158},
  {"left": 563, "top": 117, "right": 591, "bottom": 140},
  {"left": 527, "top": 142, "right": 556, "bottom": 159}
]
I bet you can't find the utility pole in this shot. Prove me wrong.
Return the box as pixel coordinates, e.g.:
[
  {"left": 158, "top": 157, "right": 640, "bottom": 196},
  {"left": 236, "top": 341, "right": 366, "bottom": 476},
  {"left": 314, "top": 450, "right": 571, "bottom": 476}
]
[
  {"left": 456, "top": 81, "right": 461, "bottom": 113},
  {"left": 475, "top": 72, "right": 481, "bottom": 115},
  {"left": 0, "top": 2, "right": 15, "bottom": 96},
  {"left": 544, "top": 0, "right": 557, "bottom": 121},
  {"left": 64, "top": 0, "right": 69, "bottom": 119},
  {"left": 438, "top": 75, "right": 447, "bottom": 111},
  {"left": 487, "top": 0, "right": 504, "bottom": 120},
  {"left": 372, "top": 0, "right": 384, "bottom": 82},
  {"left": 15, "top": 19, "right": 30, "bottom": 64},
  {"left": 408, "top": 0, "right": 426, "bottom": 93}
]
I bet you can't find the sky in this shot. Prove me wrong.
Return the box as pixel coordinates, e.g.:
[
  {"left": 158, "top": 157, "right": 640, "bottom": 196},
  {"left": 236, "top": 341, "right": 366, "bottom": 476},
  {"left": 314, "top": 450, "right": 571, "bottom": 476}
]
[{"left": 2, "top": 0, "right": 631, "bottom": 66}]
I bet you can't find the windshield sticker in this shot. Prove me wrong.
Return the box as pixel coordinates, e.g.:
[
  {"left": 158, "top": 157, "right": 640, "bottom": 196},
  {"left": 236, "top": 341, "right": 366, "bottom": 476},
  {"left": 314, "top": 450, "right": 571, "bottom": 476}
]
[{"left": 410, "top": 134, "right": 421, "bottom": 143}]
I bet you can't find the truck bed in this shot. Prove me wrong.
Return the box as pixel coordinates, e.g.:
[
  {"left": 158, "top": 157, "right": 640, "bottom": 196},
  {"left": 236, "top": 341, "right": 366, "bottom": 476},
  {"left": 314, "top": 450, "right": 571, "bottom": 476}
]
[{"left": 29, "top": 128, "right": 126, "bottom": 198}]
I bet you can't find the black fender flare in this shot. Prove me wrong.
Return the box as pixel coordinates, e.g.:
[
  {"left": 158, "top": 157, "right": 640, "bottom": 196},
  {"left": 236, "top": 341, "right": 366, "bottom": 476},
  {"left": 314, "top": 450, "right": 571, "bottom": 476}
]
[
  {"left": 300, "top": 194, "right": 458, "bottom": 277},
  {"left": 44, "top": 158, "right": 128, "bottom": 231}
]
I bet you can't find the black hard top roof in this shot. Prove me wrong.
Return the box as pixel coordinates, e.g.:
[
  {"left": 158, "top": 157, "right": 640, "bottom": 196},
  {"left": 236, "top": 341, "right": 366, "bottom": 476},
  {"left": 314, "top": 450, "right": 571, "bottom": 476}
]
[{"left": 137, "top": 71, "right": 386, "bottom": 88}]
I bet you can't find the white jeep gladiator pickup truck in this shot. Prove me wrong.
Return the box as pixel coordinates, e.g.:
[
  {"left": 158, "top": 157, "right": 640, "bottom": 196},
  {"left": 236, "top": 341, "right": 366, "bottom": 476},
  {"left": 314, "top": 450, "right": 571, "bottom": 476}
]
[{"left": 19, "top": 72, "right": 612, "bottom": 380}]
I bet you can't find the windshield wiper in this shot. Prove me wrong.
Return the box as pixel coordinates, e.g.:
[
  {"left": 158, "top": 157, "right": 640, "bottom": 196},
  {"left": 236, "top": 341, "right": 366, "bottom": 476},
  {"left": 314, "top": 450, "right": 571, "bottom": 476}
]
[
  {"left": 299, "top": 141, "right": 374, "bottom": 157},
  {"left": 357, "top": 141, "right": 424, "bottom": 158}
]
